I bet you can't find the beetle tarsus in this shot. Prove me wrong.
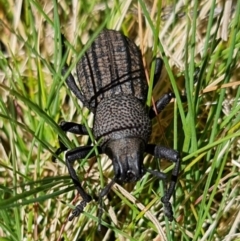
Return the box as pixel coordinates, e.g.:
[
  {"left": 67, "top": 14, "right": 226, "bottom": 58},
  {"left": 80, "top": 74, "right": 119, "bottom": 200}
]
[
  {"left": 161, "top": 199, "right": 174, "bottom": 221},
  {"left": 69, "top": 200, "right": 88, "bottom": 221}
]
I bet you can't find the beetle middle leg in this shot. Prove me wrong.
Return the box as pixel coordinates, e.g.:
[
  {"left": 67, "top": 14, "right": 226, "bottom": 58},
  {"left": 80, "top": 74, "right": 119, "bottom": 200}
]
[
  {"left": 52, "top": 121, "right": 90, "bottom": 161},
  {"left": 146, "top": 144, "right": 180, "bottom": 221}
]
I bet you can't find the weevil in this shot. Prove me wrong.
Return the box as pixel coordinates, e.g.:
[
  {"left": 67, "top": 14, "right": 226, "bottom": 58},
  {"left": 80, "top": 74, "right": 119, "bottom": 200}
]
[{"left": 54, "top": 29, "right": 180, "bottom": 226}]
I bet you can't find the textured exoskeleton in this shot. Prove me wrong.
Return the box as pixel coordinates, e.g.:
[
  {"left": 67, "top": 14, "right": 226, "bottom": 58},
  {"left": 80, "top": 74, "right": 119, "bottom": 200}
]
[{"left": 55, "top": 29, "right": 180, "bottom": 227}]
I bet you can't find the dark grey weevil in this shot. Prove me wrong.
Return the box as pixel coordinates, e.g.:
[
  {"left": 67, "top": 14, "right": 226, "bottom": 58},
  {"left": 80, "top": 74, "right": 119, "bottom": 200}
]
[{"left": 54, "top": 29, "right": 180, "bottom": 227}]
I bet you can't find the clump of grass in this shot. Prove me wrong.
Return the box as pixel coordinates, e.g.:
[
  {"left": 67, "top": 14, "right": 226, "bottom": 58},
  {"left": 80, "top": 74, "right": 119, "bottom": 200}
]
[{"left": 0, "top": 0, "right": 239, "bottom": 240}]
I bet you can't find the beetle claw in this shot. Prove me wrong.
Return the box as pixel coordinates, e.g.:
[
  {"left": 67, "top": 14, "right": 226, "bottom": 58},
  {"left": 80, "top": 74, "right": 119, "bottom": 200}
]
[{"left": 69, "top": 200, "right": 88, "bottom": 221}]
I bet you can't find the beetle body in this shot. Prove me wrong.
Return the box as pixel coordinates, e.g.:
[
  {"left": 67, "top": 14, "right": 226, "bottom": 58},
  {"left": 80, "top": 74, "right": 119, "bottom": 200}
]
[
  {"left": 56, "top": 29, "right": 180, "bottom": 225},
  {"left": 76, "top": 30, "right": 148, "bottom": 111},
  {"left": 72, "top": 30, "right": 152, "bottom": 182}
]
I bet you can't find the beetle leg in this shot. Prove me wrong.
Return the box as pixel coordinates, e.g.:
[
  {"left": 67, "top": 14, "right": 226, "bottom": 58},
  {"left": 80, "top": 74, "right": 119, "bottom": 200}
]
[
  {"left": 58, "top": 121, "right": 89, "bottom": 135},
  {"left": 145, "top": 168, "right": 167, "bottom": 180},
  {"left": 145, "top": 144, "right": 180, "bottom": 221},
  {"left": 65, "top": 145, "right": 102, "bottom": 221},
  {"left": 149, "top": 92, "right": 175, "bottom": 119},
  {"left": 152, "top": 57, "right": 163, "bottom": 88},
  {"left": 52, "top": 121, "right": 91, "bottom": 161},
  {"left": 97, "top": 177, "right": 116, "bottom": 231},
  {"left": 62, "top": 66, "right": 86, "bottom": 104}
]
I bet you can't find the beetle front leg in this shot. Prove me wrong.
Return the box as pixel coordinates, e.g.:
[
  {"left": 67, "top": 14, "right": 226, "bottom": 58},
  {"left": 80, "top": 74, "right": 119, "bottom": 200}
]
[
  {"left": 65, "top": 145, "right": 102, "bottom": 220},
  {"left": 146, "top": 144, "right": 180, "bottom": 221}
]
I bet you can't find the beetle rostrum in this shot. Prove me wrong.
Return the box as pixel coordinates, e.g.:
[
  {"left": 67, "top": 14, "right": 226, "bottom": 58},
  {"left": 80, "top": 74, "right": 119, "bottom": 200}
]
[{"left": 54, "top": 29, "right": 180, "bottom": 227}]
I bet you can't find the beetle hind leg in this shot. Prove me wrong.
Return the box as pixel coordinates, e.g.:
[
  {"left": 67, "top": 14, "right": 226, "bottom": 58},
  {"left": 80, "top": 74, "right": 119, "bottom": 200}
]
[
  {"left": 152, "top": 57, "right": 163, "bottom": 88},
  {"left": 149, "top": 92, "right": 175, "bottom": 119}
]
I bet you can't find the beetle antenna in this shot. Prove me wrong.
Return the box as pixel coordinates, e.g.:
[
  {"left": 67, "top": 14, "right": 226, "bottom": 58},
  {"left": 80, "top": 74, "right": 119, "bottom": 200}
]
[{"left": 97, "top": 177, "right": 116, "bottom": 231}]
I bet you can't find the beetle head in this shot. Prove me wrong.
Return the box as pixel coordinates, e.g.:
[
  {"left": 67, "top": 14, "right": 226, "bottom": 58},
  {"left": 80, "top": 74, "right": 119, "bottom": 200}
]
[{"left": 104, "top": 137, "right": 145, "bottom": 183}]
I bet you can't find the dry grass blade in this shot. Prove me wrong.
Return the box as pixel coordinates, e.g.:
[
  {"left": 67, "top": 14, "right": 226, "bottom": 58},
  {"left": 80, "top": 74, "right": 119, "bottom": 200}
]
[{"left": 112, "top": 182, "right": 167, "bottom": 241}]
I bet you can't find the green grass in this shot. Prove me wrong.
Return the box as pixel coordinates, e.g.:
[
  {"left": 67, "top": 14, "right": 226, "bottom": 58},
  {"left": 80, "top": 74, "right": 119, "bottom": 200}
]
[{"left": 0, "top": 0, "right": 240, "bottom": 240}]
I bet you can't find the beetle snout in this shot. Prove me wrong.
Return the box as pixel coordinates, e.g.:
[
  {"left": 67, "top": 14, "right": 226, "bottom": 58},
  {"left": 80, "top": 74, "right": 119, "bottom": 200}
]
[
  {"left": 116, "top": 157, "right": 142, "bottom": 183},
  {"left": 104, "top": 137, "right": 146, "bottom": 183},
  {"left": 126, "top": 169, "right": 139, "bottom": 182}
]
